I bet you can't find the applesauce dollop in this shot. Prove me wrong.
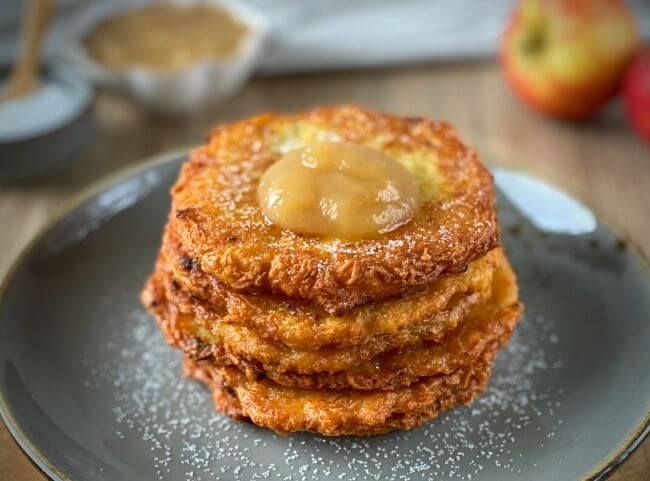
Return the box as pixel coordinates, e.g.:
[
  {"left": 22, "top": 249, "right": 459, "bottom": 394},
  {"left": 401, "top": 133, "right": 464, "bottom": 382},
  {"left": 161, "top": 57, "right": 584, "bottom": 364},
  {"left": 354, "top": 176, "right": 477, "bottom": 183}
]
[
  {"left": 84, "top": 4, "right": 247, "bottom": 71},
  {"left": 258, "top": 142, "right": 421, "bottom": 240}
]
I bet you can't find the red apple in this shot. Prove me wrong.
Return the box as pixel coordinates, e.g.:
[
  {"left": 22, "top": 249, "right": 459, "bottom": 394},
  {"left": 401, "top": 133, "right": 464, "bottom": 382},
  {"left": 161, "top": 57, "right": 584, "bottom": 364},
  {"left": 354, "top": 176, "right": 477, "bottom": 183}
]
[
  {"left": 622, "top": 47, "right": 650, "bottom": 143},
  {"left": 501, "top": 0, "right": 639, "bottom": 119}
]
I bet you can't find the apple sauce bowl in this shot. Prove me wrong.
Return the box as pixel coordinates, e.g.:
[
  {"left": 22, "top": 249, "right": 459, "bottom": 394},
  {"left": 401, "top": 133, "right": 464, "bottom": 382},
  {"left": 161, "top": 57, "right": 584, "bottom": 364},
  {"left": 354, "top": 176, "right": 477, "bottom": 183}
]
[{"left": 60, "top": 0, "right": 268, "bottom": 115}]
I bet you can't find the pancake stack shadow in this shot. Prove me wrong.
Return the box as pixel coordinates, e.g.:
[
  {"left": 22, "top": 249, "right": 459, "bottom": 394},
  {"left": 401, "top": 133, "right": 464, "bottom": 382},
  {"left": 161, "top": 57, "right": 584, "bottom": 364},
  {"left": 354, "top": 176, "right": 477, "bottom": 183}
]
[{"left": 141, "top": 106, "right": 523, "bottom": 436}]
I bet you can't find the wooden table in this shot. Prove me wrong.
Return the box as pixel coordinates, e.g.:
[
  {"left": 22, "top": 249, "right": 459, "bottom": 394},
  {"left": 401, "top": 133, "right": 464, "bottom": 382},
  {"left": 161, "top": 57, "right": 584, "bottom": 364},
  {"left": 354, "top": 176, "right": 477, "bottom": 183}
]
[{"left": 1, "top": 63, "right": 648, "bottom": 480}]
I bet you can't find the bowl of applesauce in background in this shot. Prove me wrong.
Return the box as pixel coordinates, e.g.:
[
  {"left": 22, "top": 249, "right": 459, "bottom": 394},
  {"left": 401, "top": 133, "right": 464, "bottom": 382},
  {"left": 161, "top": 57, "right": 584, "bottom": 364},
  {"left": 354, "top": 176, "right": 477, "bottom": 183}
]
[{"left": 62, "top": 0, "right": 267, "bottom": 114}]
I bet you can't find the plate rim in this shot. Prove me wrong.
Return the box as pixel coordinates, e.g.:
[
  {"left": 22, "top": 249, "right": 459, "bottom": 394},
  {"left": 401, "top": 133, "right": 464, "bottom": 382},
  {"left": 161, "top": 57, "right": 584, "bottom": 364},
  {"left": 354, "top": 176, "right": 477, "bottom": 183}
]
[{"left": 0, "top": 151, "right": 648, "bottom": 481}]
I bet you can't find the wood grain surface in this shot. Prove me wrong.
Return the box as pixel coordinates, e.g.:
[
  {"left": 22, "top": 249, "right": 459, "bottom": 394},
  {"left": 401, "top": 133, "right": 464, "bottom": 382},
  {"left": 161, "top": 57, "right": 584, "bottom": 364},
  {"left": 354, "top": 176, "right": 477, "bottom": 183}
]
[{"left": 0, "top": 62, "right": 648, "bottom": 480}]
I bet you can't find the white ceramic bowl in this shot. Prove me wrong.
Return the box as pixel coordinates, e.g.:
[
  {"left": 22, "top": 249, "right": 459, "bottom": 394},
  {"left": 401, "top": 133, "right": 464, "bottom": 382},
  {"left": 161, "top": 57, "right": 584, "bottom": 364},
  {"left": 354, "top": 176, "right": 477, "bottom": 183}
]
[{"left": 61, "top": 0, "right": 268, "bottom": 114}]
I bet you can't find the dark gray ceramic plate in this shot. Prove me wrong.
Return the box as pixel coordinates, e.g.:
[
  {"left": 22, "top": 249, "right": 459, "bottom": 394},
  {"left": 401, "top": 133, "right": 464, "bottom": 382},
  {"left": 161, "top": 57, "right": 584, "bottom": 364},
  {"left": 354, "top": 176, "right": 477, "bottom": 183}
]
[{"left": 1, "top": 152, "right": 649, "bottom": 481}]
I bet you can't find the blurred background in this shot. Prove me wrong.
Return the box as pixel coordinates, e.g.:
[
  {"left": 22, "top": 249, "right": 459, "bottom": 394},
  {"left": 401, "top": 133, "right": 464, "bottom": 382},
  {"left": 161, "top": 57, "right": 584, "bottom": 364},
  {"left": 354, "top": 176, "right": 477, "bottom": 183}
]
[
  {"left": 1, "top": 0, "right": 650, "bottom": 70},
  {"left": 1, "top": 0, "right": 649, "bottom": 271},
  {"left": 1, "top": 1, "right": 650, "bottom": 479},
  {"left": 0, "top": 0, "right": 648, "bottom": 263},
  {"left": 0, "top": 0, "right": 648, "bottom": 255}
]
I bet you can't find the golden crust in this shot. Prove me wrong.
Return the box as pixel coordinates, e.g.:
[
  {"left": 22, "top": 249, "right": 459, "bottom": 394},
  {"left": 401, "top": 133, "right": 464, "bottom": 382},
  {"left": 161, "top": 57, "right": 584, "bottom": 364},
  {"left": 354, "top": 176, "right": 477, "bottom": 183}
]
[
  {"left": 143, "top": 271, "right": 475, "bottom": 374},
  {"left": 142, "top": 251, "right": 521, "bottom": 390},
  {"left": 226, "top": 264, "right": 520, "bottom": 390},
  {"left": 184, "top": 350, "right": 496, "bottom": 436},
  {"left": 169, "top": 105, "right": 499, "bottom": 313},
  {"left": 161, "top": 228, "right": 501, "bottom": 351},
  {"left": 199, "top": 279, "right": 517, "bottom": 391}
]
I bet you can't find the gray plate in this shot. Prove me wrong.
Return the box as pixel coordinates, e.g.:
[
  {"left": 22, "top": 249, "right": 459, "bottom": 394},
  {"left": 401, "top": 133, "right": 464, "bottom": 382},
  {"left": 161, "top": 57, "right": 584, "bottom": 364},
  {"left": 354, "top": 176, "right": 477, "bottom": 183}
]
[{"left": 1, "top": 152, "right": 649, "bottom": 481}]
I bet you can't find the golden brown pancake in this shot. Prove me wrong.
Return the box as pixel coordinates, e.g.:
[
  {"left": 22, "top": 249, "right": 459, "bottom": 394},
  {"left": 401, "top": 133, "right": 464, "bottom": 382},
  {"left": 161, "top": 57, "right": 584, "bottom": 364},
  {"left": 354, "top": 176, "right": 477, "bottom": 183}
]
[
  {"left": 143, "top": 270, "right": 477, "bottom": 374},
  {"left": 212, "top": 263, "right": 520, "bottom": 391},
  {"left": 158, "top": 228, "right": 502, "bottom": 351},
  {"left": 142, "top": 250, "right": 520, "bottom": 390},
  {"left": 184, "top": 350, "right": 497, "bottom": 436},
  {"left": 169, "top": 105, "right": 498, "bottom": 314}
]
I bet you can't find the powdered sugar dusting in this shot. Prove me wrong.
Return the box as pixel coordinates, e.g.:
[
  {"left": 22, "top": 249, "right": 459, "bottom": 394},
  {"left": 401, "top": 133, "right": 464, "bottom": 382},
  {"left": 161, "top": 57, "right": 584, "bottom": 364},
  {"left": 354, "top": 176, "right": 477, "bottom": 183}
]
[{"left": 83, "top": 309, "right": 564, "bottom": 480}]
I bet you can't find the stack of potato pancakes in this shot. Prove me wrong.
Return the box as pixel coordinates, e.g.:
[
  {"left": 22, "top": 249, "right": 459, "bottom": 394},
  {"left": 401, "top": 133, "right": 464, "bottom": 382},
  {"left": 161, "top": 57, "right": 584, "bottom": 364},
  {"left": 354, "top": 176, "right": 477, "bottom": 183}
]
[{"left": 142, "top": 106, "right": 522, "bottom": 436}]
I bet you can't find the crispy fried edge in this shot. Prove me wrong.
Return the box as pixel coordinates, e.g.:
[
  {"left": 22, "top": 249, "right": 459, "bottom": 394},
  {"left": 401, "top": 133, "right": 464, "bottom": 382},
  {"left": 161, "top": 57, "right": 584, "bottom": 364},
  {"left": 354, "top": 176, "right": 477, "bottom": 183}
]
[
  {"left": 143, "top": 271, "right": 477, "bottom": 374},
  {"left": 184, "top": 349, "right": 497, "bottom": 436},
  {"left": 161, "top": 228, "right": 502, "bottom": 351},
  {"left": 142, "top": 252, "right": 521, "bottom": 390}
]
